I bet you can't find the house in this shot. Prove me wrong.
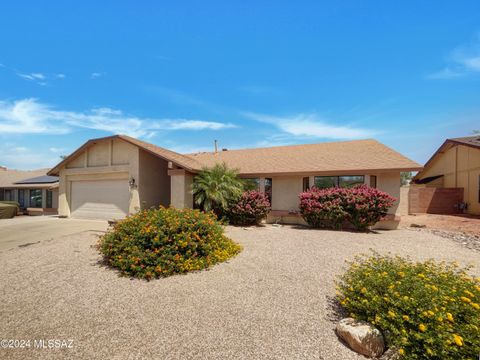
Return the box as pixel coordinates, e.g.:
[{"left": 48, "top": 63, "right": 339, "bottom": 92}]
[
  {"left": 47, "top": 134, "right": 421, "bottom": 228},
  {"left": 412, "top": 136, "right": 480, "bottom": 215},
  {"left": 0, "top": 167, "right": 59, "bottom": 214}
]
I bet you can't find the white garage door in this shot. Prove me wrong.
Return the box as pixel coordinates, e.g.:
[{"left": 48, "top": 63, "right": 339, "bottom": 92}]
[{"left": 71, "top": 179, "right": 130, "bottom": 220}]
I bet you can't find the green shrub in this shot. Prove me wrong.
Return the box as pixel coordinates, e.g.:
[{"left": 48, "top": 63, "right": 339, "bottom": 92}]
[
  {"left": 336, "top": 253, "right": 480, "bottom": 359},
  {"left": 0, "top": 201, "right": 20, "bottom": 208},
  {"left": 98, "top": 207, "right": 241, "bottom": 280}
]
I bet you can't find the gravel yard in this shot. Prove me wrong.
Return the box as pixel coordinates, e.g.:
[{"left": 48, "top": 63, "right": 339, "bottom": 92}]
[{"left": 1, "top": 225, "right": 479, "bottom": 360}]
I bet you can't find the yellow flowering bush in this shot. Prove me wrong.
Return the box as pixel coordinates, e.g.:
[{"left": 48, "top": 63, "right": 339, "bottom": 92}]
[
  {"left": 336, "top": 253, "right": 480, "bottom": 359},
  {"left": 98, "top": 207, "right": 241, "bottom": 280}
]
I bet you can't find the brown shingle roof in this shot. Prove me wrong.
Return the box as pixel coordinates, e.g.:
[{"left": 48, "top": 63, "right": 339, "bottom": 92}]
[
  {"left": 448, "top": 135, "right": 480, "bottom": 149},
  {"left": 186, "top": 139, "right": 422, "bottom": 175},
  {"left": 48, "top": 135, "right": 421, "bottom": 176},
  {"left": 0, "top": 168, "right": 54, "bottom": 188},
  {"left": 119, "top": 135, "right": 200, "bottom": 170}
]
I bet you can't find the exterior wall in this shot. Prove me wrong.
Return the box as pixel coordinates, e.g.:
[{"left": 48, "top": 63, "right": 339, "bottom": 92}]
[
  {"left": 170, "top": 171, "right": 194, "bottom": 209},
  {"left": 138, "top": 150, "right": 170, "bottom": 210},
  {"left": 271, "top": 176, "right": 304, "bottom": 212},
  {"left": 409, "top": 187, "right": 464, "bottom": 214},
  {"left": 417, "top": 144, "right": 480, "bottom": 214},
  {"left": 57, "top": 138, "right": 140, "bottom": 217},
  {"left": 264, "top": 172, "right": 401, "bottom": 229},
  {"left": 398, "top": 186, "right": 410, "bottom": 216},
  {"left": 52, "top": 188, "right": 59, "bottom": 208}
]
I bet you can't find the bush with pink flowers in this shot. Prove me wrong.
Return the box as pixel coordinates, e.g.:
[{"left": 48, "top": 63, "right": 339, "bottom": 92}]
[
  {"left": 299, "top": 185, "right": 396, "bottom": 231},
  {"left": 227, "top": 190, "right": 271, "bottom": 225},
  {"left": 298, "top": 187, "right": 348, "bottom": 229}
]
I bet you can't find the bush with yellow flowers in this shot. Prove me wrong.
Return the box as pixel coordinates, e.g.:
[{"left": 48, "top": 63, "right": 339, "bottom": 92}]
[
  {"left": 98, "top": 207, "right": 241, "bottom": 280},
  {"left": 336, "top": 253, "right": 480, "bottom": 359}
]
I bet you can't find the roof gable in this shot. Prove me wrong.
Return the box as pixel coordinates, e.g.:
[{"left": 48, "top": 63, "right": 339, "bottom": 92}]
[
  {"left": 414, "top": 136, "right": 480, "bottom": 180},
  {"left": 47, "top": 135, "right": 201, "bottom": 175}
]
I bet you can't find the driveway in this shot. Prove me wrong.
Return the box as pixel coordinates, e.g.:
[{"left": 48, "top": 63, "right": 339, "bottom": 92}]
[
  {"left": 0, "top": 225, "right": 478, "bottom": 359},
  {"left": 0, "top": 216, "right": 108, "bottom": 251}
]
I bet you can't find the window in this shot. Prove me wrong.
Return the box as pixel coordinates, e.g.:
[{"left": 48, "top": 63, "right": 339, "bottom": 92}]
[
  {"left": 4, "top": 189, "right": 13, "bottom": 201},
  {"left": 46, "top": 190, "right": 53, "bottom": 208},
  {"left": 244, "top": 178, "right": 260, "bottom": 191},
  {"left": 18, "top": 189, "right": 26, "bottom": 208},
  {"left": 314, "top": 176, "right": 365, "bottom": 189},
  {"left": 264, "top": 178, "right": 272, "bottom": 203},
  {"left": 29, "top": 189, "right": 42, "bottom": 208},
  {"left": 302, "top": 177, "right": 310, "bottom": 192},
  {"left": 370, "top": 175, "right": 377, "bottom": 189},
  {"left": 314, "top": 176, "right": 338, "bottom": 188}
]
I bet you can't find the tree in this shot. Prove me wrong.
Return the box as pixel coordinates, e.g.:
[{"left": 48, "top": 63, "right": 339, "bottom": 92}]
[
  {"left": 400, "top": 172, "right": 412, "bottom": 186},
  {"left": 192, "top": 163, "right": 246, "bottom": 215},
  {"left": 473, "top": 130, "right": 480, "bottom": 134}
]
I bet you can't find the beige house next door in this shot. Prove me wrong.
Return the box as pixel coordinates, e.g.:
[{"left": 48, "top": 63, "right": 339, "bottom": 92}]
[{"left": 70, "top": 179, "right": 130, "bottom": 220}]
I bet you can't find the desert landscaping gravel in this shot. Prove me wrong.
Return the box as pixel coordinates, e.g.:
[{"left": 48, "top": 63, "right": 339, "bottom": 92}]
[{"left": 1, "top": 225, "right": 479, "bottom": 360}]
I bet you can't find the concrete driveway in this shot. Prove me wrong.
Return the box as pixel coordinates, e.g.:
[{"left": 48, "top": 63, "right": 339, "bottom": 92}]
[{"left": 0, "top": 216, "right": 109, "bottom": 251}]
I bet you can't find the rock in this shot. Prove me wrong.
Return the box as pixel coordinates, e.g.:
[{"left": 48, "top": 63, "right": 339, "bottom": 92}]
[
  {"left": 410, "top": 223, "right": 426, "bottom": 228},
  {"left": 336, "top": 318, "right": 385, "bottom": 358}
]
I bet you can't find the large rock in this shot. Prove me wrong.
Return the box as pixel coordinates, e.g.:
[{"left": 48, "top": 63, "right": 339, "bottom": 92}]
[{"left": 336, "top": 318, "right": 385, "bottom": 358}]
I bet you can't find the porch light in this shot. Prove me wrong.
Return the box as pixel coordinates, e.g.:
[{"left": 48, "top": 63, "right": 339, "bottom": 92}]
[{"left": 128, "top": 177, "right": 136, "bottom": 188}]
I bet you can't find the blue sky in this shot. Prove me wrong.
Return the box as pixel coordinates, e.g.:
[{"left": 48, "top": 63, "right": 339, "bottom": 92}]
[{"left": 1, "top": 1, "right": 480, "bottom": 169}]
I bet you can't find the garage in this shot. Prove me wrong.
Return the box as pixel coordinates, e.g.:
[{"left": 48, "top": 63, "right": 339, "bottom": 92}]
[{"left": 70, "top": 179, "right": 130, "bottom": 220}]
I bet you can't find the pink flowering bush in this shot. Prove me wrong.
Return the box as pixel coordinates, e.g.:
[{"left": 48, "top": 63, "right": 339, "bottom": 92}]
[
  {"left": 299, "top": 185, "right": 396, "bottom": 231},
  {"left": 298, "top": 187, "right": 348, "bottom": 229},
  {"left": 343, "top": 185, "right": 397, "bottom": 231},
  {"left": 228, "top": 190, "right": 271, "bottom": 225}
]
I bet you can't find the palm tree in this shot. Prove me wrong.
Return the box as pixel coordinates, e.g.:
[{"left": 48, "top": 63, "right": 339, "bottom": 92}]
[{"left": 192, "top": 163, "right": 245, "bottom": 215}]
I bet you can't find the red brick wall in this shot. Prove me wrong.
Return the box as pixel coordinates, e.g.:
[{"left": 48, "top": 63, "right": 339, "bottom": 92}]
[{"left": 408, "top": 187, "right": 464, "bottom": 214}]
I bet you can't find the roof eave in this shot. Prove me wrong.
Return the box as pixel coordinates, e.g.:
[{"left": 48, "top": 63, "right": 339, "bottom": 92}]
[{"left": 237, "top": 166, "right": 423, "bottom": 177}]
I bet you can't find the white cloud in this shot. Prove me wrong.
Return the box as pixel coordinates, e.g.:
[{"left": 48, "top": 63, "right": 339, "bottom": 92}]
[
  {"left": 429, "top": 34, "right": 480, "bottom": 79},
  {"left": 0, "top": 98, "right": 236, "bottom": 138},
  {"left": 16, "top": 72, "right": 48, "bottom": 85},
  {"left": 243, "top": 112, "right": 376, "bottom": 140},
  {"left": 157, "top": 120, "right": 237, "bottom": 131},
  {"left": 31, "top": 73, "right": 45, "bottom": 80},
  {"left": 91, "top": 72, "right": 103, "bottom": 79},
  {"left": 56, "top": 73, "right": 66, "bottom": 79},
  {"left": 0, "top": 144, "right": 58, "bottom": 170},
  {"left": 49, "top": 147, "right": 65, "bottom": 153},
  {"left": 428, "top": 68, "right": 464, "bottom": 79}
]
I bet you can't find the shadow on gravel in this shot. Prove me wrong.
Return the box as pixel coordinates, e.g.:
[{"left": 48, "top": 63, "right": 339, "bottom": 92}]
[{"left": 289, "top": 225, "right": 381, "bottom": 234}]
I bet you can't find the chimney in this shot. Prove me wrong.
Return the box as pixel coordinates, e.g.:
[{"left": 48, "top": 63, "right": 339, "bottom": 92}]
[{"left": 214, "top": 140, "right": 218, "bottom": 153}]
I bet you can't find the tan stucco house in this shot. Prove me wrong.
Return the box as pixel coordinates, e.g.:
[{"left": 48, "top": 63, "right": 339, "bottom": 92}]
[
  {"left": 47, "top": 134, "right": 421, "bottom": 228},
  {"left": 0, "top": 167, "right": 59, "bottom": 214},
  {"left": 412, "top": 136, "right": 480, "bottom": 215}
]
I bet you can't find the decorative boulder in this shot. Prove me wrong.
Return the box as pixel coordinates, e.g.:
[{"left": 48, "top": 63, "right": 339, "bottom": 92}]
[{"left": 336, "top": 318, "right": 385, "bottom": 358}]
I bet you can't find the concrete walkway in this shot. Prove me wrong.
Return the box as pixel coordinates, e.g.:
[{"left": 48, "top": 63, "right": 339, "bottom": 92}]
[{"left": 0, "top": 216, "right": 109, "bottom": 251}]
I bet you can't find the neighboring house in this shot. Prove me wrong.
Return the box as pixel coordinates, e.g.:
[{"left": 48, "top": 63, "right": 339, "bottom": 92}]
[
  {"left": 0, "top": 167, "right": 59, "bottom": 214},
  {"left": 412, "top": 136, "right": 480, "bottom": 215},
  {"left": 47, "top": 134, "right": 421, "bottom": 228}
]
